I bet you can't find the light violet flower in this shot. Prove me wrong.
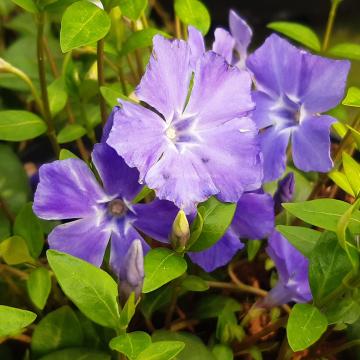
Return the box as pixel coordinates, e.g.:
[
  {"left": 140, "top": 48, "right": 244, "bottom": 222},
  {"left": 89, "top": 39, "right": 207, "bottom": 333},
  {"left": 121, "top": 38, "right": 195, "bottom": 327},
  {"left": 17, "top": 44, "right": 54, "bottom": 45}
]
[
  {"left": 247, "top": 34, "right": 351, "bottom": 181},
  {"left": 107, "top": 35, "right": 262, "bottom": 214},
  {"left": 33, "top": 142, "right": 175, "bottom": 274}
]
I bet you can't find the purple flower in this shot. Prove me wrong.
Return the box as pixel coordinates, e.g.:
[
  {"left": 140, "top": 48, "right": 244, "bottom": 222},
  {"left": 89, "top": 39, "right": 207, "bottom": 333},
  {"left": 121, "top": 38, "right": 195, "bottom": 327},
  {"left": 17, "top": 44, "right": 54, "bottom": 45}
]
[
  {"left": 188, "top": 10, "right": 252, "bottom": 68},
  {"left": 33, "top": 142, "right": 175, "bottom": 274},
  {"left": 107, "top": 35, "right": 262, "bottom": 214},
  {"left": 273, "top": 172, "right": 295, "bottom": 215},
  {"left": 188, "top": 191, "right": 274, "bottom": 272},
  {"left": 261, "top": 231, "right": 312, "bottom": 306},
  {"left": 247, "top": 34, "right": 351, "bottom": 181}
]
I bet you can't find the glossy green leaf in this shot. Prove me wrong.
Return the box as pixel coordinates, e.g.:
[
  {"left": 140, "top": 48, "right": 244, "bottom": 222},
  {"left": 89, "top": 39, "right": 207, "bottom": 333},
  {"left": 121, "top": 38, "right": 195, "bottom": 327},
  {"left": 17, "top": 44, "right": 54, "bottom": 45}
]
[
  {"left": 188, "top": 197, "right": 236, "bottom": 252},
  {"left": 119, "top": 292, "right": 137, "bottom": 330},
  {"left": 38, "top": 348, "right": 111, "bottom": 360},
  {"left": 0, "top": 110, "right": 47, "bottom": 141},
  {"left": 109, "top": 332, "right": 152, "bottom": 360},
  {"left": 60, "top": 1, "right": 111, "bottom": 52},
  {"left": 32, "top": 306, "right": 83, "bottom": 357},
  {"left": 48, "top": 78, "right": 68, "bottom": 116},
  {"left": 136, "top": 341, "right": 185, "bottom": 360},
  {"left": 0, "top": 305, "right": 37, "bottom": 337},
  {"left": 343, "top": 87, "right": 360, "bottom": 108},
  {"left": 342, "top": 153, "right": 360, "bottom": 197},
  {"left": 119, "top": 0, "right": 147, "bottom": 20},
  {"left": 287, "top": 304, "right": 327, "bottom": 352},
  {"left": 14, "top": 202, "right": 44, "bottom": 258},
  {"left": 309, "top": 231, "right": 352, "bottom": 304},
  {"left": 57, "top": 124, "right": 87, "bottom": 144},
  {"left": 59, "top": 149, "right": 79, "bottom": 160},
  {"left": 181, "top": 275, "right": 209, "bottom": 292},
  {"left": 11, "top": 0, "right": 38, "bottom": 13},
  {"left": 283, "top": 199, "right": 360, "bottom": 233},
  {"left": 27, "top": 267, "right": 52, "bottom": 310},
  {"left": 0, "top": 235, "right": 33, "bottom": 265},
  {"left": 174, "top": 0, "right": 210, "bottom": 34},
  {"left": 267, "top": 21, "right": 321, "bottom": 51},
  {"left": 142, "top": 248, "right": 187, "bottom": 293},
  {"left": 328, "top": 170, "right": 355, "bottom": 197},
  {"left": 47, "top": 250, "right": 120, "bottom": 329},
  {"left": 328, "top": 42, "right": 360, "bottom": 61},
  {"left": 276, "top": 225, "right": 321, "bottom": 257}
]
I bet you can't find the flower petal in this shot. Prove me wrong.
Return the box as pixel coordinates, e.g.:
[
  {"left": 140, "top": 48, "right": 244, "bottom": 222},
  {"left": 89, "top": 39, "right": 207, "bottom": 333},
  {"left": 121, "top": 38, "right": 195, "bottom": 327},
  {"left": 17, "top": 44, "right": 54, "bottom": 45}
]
[
  {"left": 188, "top": 26, "right": 205, "bottom": 68},
  {"left": 251, "top": 91, "right": 278, "bottom": 129},
  {"left": 33, "top": 159, "right": 107, "bottom": 220},
  {"left": 229, "top": 10, "right": 252, "bottom": 56},
  {"left": 101, "top": 108, "right": 117, "bottom": 142},
  {"left": 212, "top": 28, "right": 235, "bottom": 64},
  {"left": 107, "top": 101, "right": 167, "bottom": 181},
  {"left": 292, "top": 115, "right": 336, "bottom": 173},
  {"left": 188, "top": 229, "right": 244, "bottom": 272},
  {"left": 136, "top": 35, "right": 192, "bottom": 120},
  {"left": 92, "top": 143, "right": 142, "bottom": 201},
  {"left": 231, "top": 191, "right": 274, "bottom": 239},
  {"left": 48, "top": 215, "right": 111, "bottom": 267}
]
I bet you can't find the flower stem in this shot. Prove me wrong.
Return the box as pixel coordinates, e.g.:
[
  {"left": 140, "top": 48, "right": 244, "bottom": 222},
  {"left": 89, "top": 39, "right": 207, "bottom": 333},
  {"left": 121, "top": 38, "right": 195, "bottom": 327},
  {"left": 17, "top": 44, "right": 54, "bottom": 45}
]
[
  {"left": 175, "top": 15, "right": 182, "bottom": 39},
  {"left": 322, "top": 0, "right": 343, "bottom": 52},
  {"left": 36, "top": 12, "right": 60, "bottom": 156},
  {"left": 97, "top": 38, "right": 108, "bottom": 127}
]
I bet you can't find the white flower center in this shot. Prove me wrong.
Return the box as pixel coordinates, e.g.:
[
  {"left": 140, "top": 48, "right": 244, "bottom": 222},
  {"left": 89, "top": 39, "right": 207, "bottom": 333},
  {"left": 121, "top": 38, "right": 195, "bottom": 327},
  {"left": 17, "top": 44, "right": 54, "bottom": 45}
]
[{"left": 166, "top": 126, "right": 177, "bottom": 140}]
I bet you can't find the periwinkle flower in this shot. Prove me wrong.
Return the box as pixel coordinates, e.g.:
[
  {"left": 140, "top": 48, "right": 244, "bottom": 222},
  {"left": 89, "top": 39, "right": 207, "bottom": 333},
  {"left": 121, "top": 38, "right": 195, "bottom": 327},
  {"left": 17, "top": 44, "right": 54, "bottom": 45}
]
[
  {"left": 33, "top": 142, "right": 175, "bottom": 274},
  {"left": 273, "top": 172, "right": 295, "bottom": 215},
  {"left": 247, "top": 34, "right": 351, "bottom": 181},
  {"left": 107, "top": 35, "right": 262, "bottom": 214}
]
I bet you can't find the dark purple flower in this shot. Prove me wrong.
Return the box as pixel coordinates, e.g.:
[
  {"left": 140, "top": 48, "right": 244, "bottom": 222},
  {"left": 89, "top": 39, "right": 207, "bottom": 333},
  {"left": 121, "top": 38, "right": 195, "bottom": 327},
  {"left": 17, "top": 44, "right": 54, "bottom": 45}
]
[
  {"left": 107, "top": 35, "right": 262, "bottom": 214},
  {"left": 273, "top": 172, "right": 295, "bottom": 215},
  {"left": 261, "top": 231, "right": 312, "bottom": 306},
  {"left": 247, "top": 34, "right": 351, "bottom": 181},
  {"left": 33, "top": 142, "right": 175, "bottom": 274}
]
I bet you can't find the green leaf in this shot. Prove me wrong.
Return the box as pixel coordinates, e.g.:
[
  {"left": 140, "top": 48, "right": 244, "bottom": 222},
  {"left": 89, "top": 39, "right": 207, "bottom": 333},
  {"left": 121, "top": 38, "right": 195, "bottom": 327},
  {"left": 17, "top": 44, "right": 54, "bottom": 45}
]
[
  {"left": 174, "top": 0, "right": 210, "bottom": 35},
  {"left": 110, "top": 332, "right": 152, "bottom": 360},
  {"left": 212, "top": 344, "right": 233, "bottom": 360},
  {"left": 27, "top": 267, "right": 51, "bottom": 310},
  {"left": 267, "top": 22, "right": 321, "bottom": 51},
  {"left": 57, "top": 124, "right": 87, "bottom": 144},
  {"left": 343, "top": 87, "right": 360, "bottom": 107},
  {"left": 0, "top": 110, "right": 47, "bottom": 141},
  {"left": 324, "top": 292, "right": 360, "bottom": 325},
  {"left": 283, "top": 199, "right": 360, "bottom": 233},
  {"left": 47, "top": 250, "right": 120, "bottom": 329},
  {"left": 140, "top": 286, "right": 172, "bottom": 319},
  {"left": 328, "top": 170, "right": 355, "bottom": 197},
  {"left": 287, "top": 304, "right": 328, "bottom": 352},
  {"left": 347, "top": 125, "right": 360, "bottom": 150},
  {"left": 14, "top": 202, "right": 44, "bottom": 258},
  {"left": 0, "top": 235, "right": 34, "bottom": 265},
  {"left": 0, "top": 305, "right": 37, "bottom": 337},
  {"left": 188, "top": 197, "right": 236, "bottom": 252},
  {"left": 119, "top": 292, "right": 137, "bottom": 330},
  {"left": 11, "top": 0, "right": 38, "bottom": 13},
  {"left": 247, "top": 240, "right": 262, "bottom": 261},
  {"left": 119, "top": 0, "right": 147, "bottom": 21},
  {"left": 181, "top": 275, "right": 209, "bottom": 292},
  {"left": 59, "top": 149, "right": 79, "bottom": 160},
  {"left": 100, "top": 86, "right": 127, "bottom": 107},
  {"left": 195, "top": 295, "right": 241, "bottom": 319},
  {"left": 60, "top": 1, "right": 111, "bottom": 53},
  {"left": 275, "top": 225, "right": 321, "bottom": 257},
  {"left": 38, "top": 348, "right": 111, "bottom": 360},
  {"left": 328, "top": 42, "right": 360, "bottom": 61},
  {"left": 136, "top": 341, "right": 185, "bottom": 360},
  {"left": 309, "top": 231, "right": 352, "bottom": 304},
  {"left": 48, "top": 78, "right": 68, "bottom": 116},
  {"left": 343, "top": 153, "right": 360, "bottom": 197},
  {"left": 142, "top": 248, "right": 187, "bottom": 293},
  {"left": 31, "top": 306, "right": 83, "bottom": 357},
  {"left": 132, "top": 185, "right": 154, "bottom": 204}
]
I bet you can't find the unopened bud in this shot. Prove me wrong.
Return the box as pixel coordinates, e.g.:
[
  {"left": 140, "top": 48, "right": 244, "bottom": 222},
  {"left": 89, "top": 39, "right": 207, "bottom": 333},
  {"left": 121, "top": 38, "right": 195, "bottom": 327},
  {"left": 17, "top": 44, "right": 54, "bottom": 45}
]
[
  {"left": 118, "top": 239, "right": 144, "bottom": 305},
  {"left": 273, "top": 172, "right": 295, "bottom": 215},
  {"left": 171, "top": 210, "right": 190, "bottom": 252}
]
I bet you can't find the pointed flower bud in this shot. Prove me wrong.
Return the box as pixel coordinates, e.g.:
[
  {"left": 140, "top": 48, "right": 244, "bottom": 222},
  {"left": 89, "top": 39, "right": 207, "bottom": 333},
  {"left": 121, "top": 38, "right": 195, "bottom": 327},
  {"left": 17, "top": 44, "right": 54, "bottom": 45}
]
[
  {"left": 118, "top": 239, "right": 144, "bottom": 304},
  {"left": 171, "top": 210, "right": 190, "bottom": 252},
  {"left": 273, "top": 172, "right": 295, "bottom": 215}
]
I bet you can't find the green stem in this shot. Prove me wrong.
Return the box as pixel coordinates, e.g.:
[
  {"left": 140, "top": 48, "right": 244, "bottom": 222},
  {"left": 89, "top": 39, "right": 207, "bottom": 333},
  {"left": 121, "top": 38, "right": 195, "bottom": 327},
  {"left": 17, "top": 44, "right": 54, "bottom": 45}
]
[
  {"left": 322, "top": 0, "right": 343, "bottom": 52},
  {"left": 97, "top": 38, "right": 108, "bottom": 126},
  {"left": 36, "top": 12, "right": 60, "bottom": 156}
]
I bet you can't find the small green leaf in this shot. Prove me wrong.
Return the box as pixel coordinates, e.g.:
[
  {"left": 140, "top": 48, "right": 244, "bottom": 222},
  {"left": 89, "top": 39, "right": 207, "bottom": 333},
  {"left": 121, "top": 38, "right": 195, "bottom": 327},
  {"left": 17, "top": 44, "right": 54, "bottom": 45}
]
[
  {"left": 328, "top": 42, "right": 360, "bottom": 61},
  {"left": 47, "top": 250, "right": 120, "bottom": 329},
  {"left": 247, "top": 240, "right": 262, "bottom": 261},
  {"left": 136, "top": 341, "right": 185, "bottom": 360},
  {"left": 189, "top": 197, "right": 236, "bottom": 252},
  {"left": 0, "top": 235, "right": 34, "bottom": 265},
  {"left": 181, "top": 275, "right": 209, "bottom": 292},
  {"left": 0, "top": 110, "right": 47, "bottom": 141},
  {"left": 60, "top": 1, "right": 111, "bottom": 53},
  {"left": 31, "top": 306, "right": 83, "bottom": 357},
  {"left": 11, "top": 0, "right": 38, "bottom": 13},
  {"left": 174, "top": 0, "right": 210, "bottom": 35},
  {"left": 27, "top": 267, "right": 51, "bottom": 310},
  {"left": 14, "top": 202, "right": 44, "bottom": 258},
  {"left": 347, "top": 125, "right": 360, "bottom": 150},
  {"left": 342, "top": 153, "right": 360, "bottom": 197},
  {"left": 48, "top": 78, "right": 68, "bottom": 116},
  {"left": 142, "top": 248, "right": 187, "bottom": 293},
  {"left": 110, "top": 332, "right": 152, "bottom": 360},
  {"left": 212, "top": 344, "right": 233, "bottom": 360},
  {"left": 329, "top": 170, "right": 355, "bottom": 197},
  {"left": 119, "top": 0, "right": 147, "bottom": 21},
  {"left": 57, "top": 124, "right": 87, "bottom": 144},
  {"left": 59, "top": 149, "right": 79, "bottom": 160},
  {"left": 119, "top": 292, "right": 137, "bottom": 329},
  {"left": 0, "top": 305, "right": 37, "bottom": 337},
  {"left": 38, "top": 348, "right": 111, "bottom": 360},
  {"left": 343, "top": 87, "right": 360, "bottom": 108},
  {"left": 275, "top": 225, "right": 321, "bottom": 257},
  {"left": 267, "top": 21, "right": 321, "bottom": 51},
  {"left": 100, "top": 86, "right": 127, "bottom": 107},
  {"left": 287, "top": 304, "right": 328, "bottom": 352},
  {"left": 132, "top": 185, "right": 154, "bottom": 204}
]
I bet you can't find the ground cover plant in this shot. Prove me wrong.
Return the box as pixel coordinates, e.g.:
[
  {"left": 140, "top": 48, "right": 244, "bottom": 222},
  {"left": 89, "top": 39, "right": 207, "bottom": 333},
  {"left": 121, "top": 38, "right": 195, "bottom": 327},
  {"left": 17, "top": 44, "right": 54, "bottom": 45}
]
[{"left": 0, "top": 0, "right": 360, "bottom": 358}]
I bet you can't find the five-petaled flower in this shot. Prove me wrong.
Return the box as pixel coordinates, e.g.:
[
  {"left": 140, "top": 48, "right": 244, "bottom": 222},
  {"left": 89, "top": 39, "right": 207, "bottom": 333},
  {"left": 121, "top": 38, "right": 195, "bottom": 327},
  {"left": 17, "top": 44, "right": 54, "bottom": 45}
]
[{"left": 107, "top": 35, "right": 262, "bottom": 214}]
